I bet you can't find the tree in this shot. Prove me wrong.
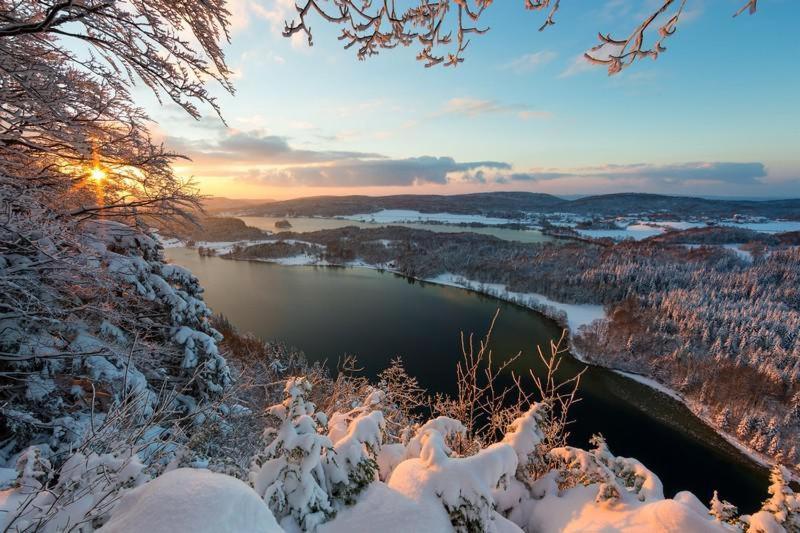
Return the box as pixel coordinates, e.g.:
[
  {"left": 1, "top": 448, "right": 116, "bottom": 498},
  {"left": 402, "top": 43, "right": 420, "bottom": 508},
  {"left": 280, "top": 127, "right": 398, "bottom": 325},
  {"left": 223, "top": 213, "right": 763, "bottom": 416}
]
[
  {"left": 282, "top": 0, "right": 759, "bottom": 71},
  {"left": 1, "top": 0, "right": 233, "bottom": 226},
  {"left": 0, "top": 1, "right": 237, "bottom": 524},
  {"left": 709, "top": 490, "right": 738, "bottom": 524}
]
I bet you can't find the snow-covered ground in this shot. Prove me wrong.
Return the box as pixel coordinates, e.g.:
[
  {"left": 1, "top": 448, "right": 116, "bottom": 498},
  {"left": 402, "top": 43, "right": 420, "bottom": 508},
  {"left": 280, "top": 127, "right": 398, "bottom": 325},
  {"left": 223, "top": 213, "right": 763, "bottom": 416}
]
[
  {"left": 575, "top": 223, "right": 666, "bottom": 241},
  {"left": 425, "top": 273, "right": 605, "bottom": 332},
  {"left": 340, "top": 209, "right": 519, "bottom": 226},
  {"left": 721, "top": 220, "right": 800, "bottom": 233},
  {"left": 574, "top": 219, "right": 800, "bottom": 241}
]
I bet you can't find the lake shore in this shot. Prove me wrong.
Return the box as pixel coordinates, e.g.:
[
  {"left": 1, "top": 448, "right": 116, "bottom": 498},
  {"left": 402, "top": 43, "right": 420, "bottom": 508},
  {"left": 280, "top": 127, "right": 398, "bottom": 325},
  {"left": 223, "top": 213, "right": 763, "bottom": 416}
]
[{"left": 203, "top": 246, "right": 775, "bottom": 474}]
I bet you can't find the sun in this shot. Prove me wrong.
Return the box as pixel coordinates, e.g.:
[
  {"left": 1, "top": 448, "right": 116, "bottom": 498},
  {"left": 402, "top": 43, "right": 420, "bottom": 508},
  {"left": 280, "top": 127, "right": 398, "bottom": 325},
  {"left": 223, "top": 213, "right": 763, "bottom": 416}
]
[{"left": 89, "top": 167, "right": 107, "bottom": 183}]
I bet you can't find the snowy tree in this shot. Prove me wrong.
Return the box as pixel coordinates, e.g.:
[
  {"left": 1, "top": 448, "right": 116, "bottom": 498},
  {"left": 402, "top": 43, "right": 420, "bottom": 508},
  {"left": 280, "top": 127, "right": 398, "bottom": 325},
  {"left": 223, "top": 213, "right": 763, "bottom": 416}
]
[
  {"left": 743, "top": 466, "right": 800, "bottom": 532},
  {"left": 251, "top": 378, "right": 335, "bottom": 531},
  {"left": 282, "top": 0, "right": 759, "bottom": 70},
  {"left": 715, "top": 407, "right": 732, "bottom": 430},
  {"left": 709, "top": 490, "right": 739, "bottom": 525}
]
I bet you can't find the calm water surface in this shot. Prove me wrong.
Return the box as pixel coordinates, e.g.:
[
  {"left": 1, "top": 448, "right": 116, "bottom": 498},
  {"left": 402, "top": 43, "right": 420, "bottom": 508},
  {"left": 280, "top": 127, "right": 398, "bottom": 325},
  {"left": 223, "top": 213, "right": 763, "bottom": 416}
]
[
  {"left": 237, "top": 216, "right": 554, "bottom": 244},
  {"left": 166, "top": 248, "right": 768, "bottom": 511}
]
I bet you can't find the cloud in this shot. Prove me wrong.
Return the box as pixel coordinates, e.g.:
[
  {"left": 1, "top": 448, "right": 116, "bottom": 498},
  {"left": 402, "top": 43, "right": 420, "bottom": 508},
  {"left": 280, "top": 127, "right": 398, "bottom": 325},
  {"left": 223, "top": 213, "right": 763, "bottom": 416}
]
[
  {"left": 500, "top": 51, "right": 557, "bottom": 74},
  {"left": 167, "top": 131, "right": 383, "bottom": 165},
  {"left": 499, "top": 162, "right": 768, "bottom": 185},
  {"left": 168, "top": 130, "right": 509, "bottom": 187},
  {"left": 238, "top": 157, "right": 510, "bottom": 187},
  {"left": 558, "top": 54, "right": 600, "bottom": 78},
  {"left": 441, "top": 98, "right": 552, "bottom": 120}
]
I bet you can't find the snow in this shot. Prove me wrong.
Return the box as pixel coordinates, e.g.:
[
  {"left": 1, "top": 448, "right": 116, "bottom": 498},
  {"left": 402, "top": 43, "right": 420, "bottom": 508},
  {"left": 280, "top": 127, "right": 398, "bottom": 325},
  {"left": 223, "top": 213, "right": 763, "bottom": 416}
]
[
  {"left": 573, "top": 219, "right": 800, "bottom": 241},
  {"left": 575, "top": 224, "right": 666, "bottom": 241},
  {"left": 614, "top": 371, "right": 685, "bottom": 403},
  {"left": 526, "top": 485, "right": 728, "bottom": 532},
  {"left": 425, "top": 273, "right": 605, "bottom": 332},
  {"left": 99, "top": 468, "right": 282, "bottom": 533},
  {"left": 341, "top": 209, "right": 518, "bottom": 226},
  {"left": 722, "top": 220, "right": 800, "bottom": 234},
  {"left": 318, "top": 481, "right": 453, "bottom": 533},
  {"left": 272, "top": 253, "right": 326, "bottom": 266}
]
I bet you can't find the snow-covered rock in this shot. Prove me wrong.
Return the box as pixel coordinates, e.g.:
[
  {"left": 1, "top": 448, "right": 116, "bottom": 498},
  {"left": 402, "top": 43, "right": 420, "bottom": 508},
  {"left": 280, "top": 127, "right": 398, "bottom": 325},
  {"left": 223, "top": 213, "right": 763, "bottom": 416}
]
[{"left": 99, "top": 468, "right": 282, "bottom": 533}]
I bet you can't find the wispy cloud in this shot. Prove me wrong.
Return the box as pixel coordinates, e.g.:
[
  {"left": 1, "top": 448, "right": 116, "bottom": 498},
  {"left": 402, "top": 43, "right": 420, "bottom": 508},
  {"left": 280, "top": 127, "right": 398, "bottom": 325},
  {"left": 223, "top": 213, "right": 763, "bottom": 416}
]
[
  {"left": 500, "top": 50, "right": 557, "bottom": 74},
  {"left": 441, "top": 98, "right": 552, "bottom": 120},
  {"left": 500, "top": 162, "right": 768, "bottom": 185}
]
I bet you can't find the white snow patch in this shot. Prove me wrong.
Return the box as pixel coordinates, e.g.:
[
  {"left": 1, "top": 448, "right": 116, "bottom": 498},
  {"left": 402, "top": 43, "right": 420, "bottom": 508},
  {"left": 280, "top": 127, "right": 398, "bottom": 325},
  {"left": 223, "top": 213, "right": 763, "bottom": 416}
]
[
  {"left": 341, "top": 209, "right": 517, "bottom": 226},
  {"left": 99, "top": 468, "right": 282, "bottom": 533},
  {"left": 318, "top": 482, "right": 452, "bottom": 533},
  {"left": 721, "top": 220, "right": 800, "bottom": 233},
  {"left": 425, "top": 273, "right": 605, "bottom": 332},
  {"left": 575, "top": 224, "right": 666, "bottom": 241},
  {"left": 527, "top": 484, "right": 727, "bottom": 533}
]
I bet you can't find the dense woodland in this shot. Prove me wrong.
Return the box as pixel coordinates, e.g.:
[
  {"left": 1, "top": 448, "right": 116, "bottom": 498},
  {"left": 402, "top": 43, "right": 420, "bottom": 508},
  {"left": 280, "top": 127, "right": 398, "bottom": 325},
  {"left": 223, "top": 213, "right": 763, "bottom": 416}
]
[{"left": 227, "top": 226, "right": 800, "bottom": 469}]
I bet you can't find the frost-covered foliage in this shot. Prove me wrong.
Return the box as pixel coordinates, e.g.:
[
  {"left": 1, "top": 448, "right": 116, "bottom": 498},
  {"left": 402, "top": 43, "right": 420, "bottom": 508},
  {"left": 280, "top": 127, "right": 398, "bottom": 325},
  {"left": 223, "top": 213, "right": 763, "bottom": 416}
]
[
  {"left": 251, "top": 379, "right": 385, "bottom": 531},
  {"left": 548, "top": 434, "right": 663, "bottom": 504},
  {"left": 742, "top": 466, "right": 800, "bottom": 532},
  {"left": 2, "top": 446, "right": 148, "bottom": 532},
  {"left": 242, "top": 381, "right": 742, "bottom": 533},
  {"left": 1, "top": 0, "right": 239, "bottom": 527}
]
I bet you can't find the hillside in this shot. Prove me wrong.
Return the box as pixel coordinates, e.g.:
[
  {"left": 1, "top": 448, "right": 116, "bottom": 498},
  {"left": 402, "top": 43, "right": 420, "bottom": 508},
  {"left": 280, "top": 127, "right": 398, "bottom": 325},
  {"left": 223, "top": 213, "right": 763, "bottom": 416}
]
[
  {"left": 243, "top": 192, "right": 800, "bottom": 220},
  {"left": 243, "top": 192, "right": 564, "bottom": 218}
]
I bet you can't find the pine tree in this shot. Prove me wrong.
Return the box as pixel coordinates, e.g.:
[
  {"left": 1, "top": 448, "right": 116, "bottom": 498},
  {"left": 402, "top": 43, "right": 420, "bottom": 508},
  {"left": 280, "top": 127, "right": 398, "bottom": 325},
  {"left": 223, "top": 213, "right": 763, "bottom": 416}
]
[
  {"left": 709, "top": 490, "right": 738, "bottom": 524},
  {"left": 715, "top": 407, "right": 732, "bottom": 430}
]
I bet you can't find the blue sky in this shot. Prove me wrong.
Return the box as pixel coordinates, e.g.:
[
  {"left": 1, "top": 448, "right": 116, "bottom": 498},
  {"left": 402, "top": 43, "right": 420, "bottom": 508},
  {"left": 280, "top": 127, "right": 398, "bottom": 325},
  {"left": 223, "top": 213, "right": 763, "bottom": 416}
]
[{"left": 143, "top": 0, "right": 800, "bottom": 200}]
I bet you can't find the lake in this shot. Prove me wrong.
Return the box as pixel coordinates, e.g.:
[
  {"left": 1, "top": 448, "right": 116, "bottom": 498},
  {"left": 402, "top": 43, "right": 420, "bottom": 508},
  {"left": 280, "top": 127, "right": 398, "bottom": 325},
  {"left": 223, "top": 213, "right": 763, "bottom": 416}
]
[
  {"left": 237, "top": 216, "right": 554, "bottom": 244},
  {"left": 166, "top": 248, "right": 768, "bottom": 512}
]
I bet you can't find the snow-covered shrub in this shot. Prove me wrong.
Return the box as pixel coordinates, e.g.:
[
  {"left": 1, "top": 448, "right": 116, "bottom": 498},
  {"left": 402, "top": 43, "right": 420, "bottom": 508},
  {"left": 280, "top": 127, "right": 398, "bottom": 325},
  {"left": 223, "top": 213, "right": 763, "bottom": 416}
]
[
  {"left": 549, "top": 434, "right": 663, "bottom": 504},
  {"left": 251, "top": 379, "right": 388, "bottom": 530},
  {"left": 325, "top": 389, "right": 386, "bottom": 505},
  {"left": 2, "top": 447, "right": 147, "bottom": 532},
  {"left": 388, "top": 416, "right": 518, "bottom": 533},
  {"left": 743, "top": 465, "right": 800, "bottom": 532},
  {"left": 251, "top": 378, "right": 335, "bottom": 531},
  {"left": 709, "top": 490, "right": 740, "bottom": 526}
]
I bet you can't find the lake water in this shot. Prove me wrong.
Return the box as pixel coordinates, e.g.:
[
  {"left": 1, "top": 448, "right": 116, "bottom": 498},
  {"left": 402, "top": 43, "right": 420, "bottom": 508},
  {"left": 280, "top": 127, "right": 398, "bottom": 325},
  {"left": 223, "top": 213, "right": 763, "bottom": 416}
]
[
  {"left": 237, "top": 216, "right": 554, "bottom": 244},
  {"left": 166, "top": 248, "right": 768, "bottom": 512}
]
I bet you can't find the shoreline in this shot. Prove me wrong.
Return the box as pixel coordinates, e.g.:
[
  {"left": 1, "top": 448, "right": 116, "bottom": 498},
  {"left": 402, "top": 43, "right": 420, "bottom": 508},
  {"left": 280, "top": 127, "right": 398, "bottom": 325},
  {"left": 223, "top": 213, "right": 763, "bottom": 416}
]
[{"left": 174, "top": 244, "right": 777, "bottom": 475}]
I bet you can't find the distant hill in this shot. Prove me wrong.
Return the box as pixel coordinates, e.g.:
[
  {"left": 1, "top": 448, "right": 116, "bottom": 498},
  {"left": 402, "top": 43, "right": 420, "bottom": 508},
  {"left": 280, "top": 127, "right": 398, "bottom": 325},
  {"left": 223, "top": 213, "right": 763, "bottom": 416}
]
[
  {"left": 202, "top": 196, "right": 274, "bottom": 213},
  {"left": 243, "top": 192, "right": 564, "bottom": 218},
  {"left": 562, "top": 193, "right": 800, "bottom": 218},
  {"left": 241, "top": 192, "right": 800, "bottom": 219}
]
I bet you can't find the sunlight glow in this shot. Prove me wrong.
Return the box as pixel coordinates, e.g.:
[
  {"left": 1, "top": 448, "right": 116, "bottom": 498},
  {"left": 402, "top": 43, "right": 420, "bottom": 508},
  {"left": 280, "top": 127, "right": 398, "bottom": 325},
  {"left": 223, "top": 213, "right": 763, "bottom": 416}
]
[{"left": 89, "top": 167, "right": 107, "bottom": 183}]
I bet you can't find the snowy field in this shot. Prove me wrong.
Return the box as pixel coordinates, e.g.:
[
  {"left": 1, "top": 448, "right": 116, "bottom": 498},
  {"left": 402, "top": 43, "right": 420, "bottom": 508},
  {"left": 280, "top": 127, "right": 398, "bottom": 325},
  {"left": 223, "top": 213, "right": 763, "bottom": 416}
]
[
  {"left": 340, "top": 209, "right": 519, "bottom": 226},
  {"left": 575, "top": 223, "right": 667, "bottom": 241}
]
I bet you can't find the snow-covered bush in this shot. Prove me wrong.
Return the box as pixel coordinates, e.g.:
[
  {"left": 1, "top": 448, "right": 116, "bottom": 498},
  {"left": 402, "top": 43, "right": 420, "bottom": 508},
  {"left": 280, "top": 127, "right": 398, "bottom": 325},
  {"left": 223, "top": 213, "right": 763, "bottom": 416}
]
[
  {"left": 251, "top": 379, "right": 387, "bottom": 530},
  {"left": 251, "top": 378, "right": 335, "bottom": 531},
  {"left": 743, "top": 466, "right": 800, "bottom": 532},
  {"left": 549, "top": 434, "right": 663, "bottom": 504},
  {"left": 2, "top": 447, "right": 147, "bottom": 532},
  {"left": 388, "top": 416, "right": 518, "bottom": 533}
]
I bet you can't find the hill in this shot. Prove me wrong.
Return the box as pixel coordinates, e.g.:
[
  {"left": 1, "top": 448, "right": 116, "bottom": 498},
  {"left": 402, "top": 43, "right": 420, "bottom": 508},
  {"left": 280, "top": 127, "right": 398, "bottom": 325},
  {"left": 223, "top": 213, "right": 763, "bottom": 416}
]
[{"left": 242, "top": 192, "right": 800, "bottom": 220}]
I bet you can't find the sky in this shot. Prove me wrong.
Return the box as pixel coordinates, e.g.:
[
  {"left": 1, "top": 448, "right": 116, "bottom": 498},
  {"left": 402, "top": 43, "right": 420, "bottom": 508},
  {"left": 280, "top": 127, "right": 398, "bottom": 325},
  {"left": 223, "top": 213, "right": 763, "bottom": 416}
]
[{"left": 141, "top": 0, "right": 800, "bottom": 200}]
